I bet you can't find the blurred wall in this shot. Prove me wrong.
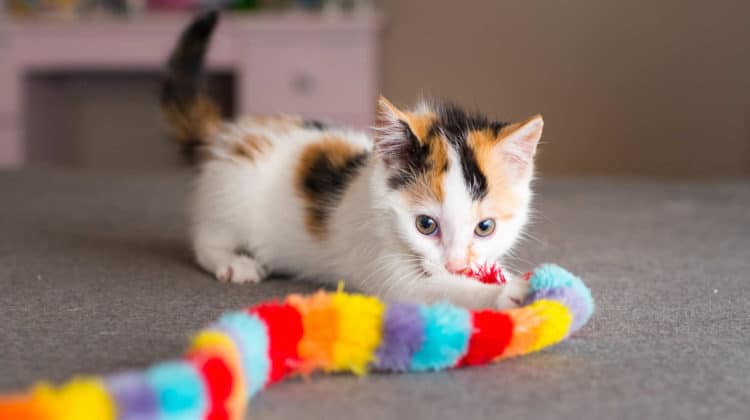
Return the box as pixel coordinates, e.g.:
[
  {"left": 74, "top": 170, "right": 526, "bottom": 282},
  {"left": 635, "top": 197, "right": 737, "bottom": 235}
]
[
  {"left": 379, "top": 0, "right": 750, "bottom": 177},
  {"left": 21, "top": 1, "right": 750, "bottom": 177}
]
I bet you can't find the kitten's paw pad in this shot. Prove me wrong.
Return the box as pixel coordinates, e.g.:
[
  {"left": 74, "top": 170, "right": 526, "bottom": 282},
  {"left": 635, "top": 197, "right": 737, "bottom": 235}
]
[
  {"left": 215, "top": 257, "right": 267, "bottom": 284},
  {"left": 216, "top": 265, "right": 233, "bottom": 283},
  {"left": 495, "top": 281, "right": 530, "bottom": 310}
]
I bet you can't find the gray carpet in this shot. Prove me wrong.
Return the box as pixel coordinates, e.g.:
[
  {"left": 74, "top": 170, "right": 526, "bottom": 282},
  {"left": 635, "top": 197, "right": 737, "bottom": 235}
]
[{"left": 1, "top": 169, "right": 748, "bottom": 420}]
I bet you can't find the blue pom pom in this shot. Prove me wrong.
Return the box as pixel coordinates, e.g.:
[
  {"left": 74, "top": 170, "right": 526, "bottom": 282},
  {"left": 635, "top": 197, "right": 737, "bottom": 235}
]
[
  {"left": 218, "top": 311, "right": 271, "bottom": 396},
  {"left": 145, "top": 361, "right": 207, "bottom": 420},
  {"left": 410, "top": 303, "right": 471, "bottom": 371}
]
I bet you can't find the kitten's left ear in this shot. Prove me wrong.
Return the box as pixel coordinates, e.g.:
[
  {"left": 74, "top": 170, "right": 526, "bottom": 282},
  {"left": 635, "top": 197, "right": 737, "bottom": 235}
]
[
  {"left": 497, "top": 114, "right": 544, "bottom": 177},
  {"left": 373, "top": 96, "right": 418, "bottom": 167}
]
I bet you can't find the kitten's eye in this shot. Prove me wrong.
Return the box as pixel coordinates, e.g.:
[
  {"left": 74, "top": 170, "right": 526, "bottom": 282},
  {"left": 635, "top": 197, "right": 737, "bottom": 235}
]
[
  {"left": 474, "top": 219, "right": 496, "bottom": 237},
  {"left": 415, "top": 215, "right": 438, "bottom": 235}
]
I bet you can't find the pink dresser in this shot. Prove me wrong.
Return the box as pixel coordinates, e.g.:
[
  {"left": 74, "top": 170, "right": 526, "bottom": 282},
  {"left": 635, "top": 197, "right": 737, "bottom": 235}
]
[{"left": 0, "top": 12, "right": 381, "bottom": 167}]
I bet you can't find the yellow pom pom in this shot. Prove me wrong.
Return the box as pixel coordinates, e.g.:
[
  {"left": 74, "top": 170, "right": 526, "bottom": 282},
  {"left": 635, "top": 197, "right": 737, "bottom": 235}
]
[
  {"left": 330, "top": 292, "right": 384, "bottom": 375},
  {"left": 190, "top": 329, "right": 235, "bottom": 354},
  {"left": 528, "top": 300, "right": 573, "bottom": 352},
  {"left": 31, "top": 377, "right": 115, "bottom": 420}
]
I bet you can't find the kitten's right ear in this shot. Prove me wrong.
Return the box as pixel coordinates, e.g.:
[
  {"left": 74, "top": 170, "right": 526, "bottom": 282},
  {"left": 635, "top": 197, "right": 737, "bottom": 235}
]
[{"left": 373, "top": 96, "right": 419, "bottom": 167}]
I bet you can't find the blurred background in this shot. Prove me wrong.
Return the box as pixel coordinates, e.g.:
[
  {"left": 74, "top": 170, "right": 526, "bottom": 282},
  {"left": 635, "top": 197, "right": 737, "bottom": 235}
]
[{"left": 1, "top": 0, "right": 748, "bottom": 177}]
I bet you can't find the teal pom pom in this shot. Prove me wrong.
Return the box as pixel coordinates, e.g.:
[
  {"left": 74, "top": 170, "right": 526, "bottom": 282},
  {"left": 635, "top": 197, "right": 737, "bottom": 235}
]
[
  {"left": 530, "top": 264, "right": 594, "bottom": 313},
  {"left": 410, "top": 303, "right": 471, "bottom": 371},
  {"left": 218, "top": 312, "right": 270, "bottom": 396},
  {"left": 529, "top": 263, "right": 577, "bottom": 291},
  {"left": 146, "top": 361, "right": 207, "bottom": 420}
]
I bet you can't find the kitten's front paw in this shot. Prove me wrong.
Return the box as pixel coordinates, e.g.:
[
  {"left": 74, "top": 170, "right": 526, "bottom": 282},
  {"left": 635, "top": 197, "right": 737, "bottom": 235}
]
[
  {"left": 495, "top": 278, "right": 530, "bottom": 310},
  {"left": 216, "top": 256, "right": 267, "bottom": 284}
]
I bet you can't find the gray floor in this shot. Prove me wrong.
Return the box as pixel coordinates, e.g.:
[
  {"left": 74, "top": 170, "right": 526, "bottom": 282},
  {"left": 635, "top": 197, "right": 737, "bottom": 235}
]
[{"left": 1, "top": 169, "right": 748, "bottom": 420}]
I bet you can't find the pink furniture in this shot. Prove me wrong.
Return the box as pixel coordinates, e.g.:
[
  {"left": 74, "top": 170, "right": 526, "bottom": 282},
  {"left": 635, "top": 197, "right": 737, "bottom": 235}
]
[{"left": 0, "top": 12, "right": 381, "bottom": 167}]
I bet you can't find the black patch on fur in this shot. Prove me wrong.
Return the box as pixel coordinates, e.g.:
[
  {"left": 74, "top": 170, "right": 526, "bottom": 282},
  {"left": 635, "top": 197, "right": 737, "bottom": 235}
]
[
  {"left": 302, "top": 119, "right": 328, "bottom": 130},
  {"left": 386, "top": 121, "right": 432, "bottom": 189},
  {"left": 490, "top": 121, "right": 511, "bottom": 137},
  {"left": 429, "top": 103, "right": 510, "bottom": 201},
  {"left": 303, "top": 150, "right": 370, "bottom": 229}
]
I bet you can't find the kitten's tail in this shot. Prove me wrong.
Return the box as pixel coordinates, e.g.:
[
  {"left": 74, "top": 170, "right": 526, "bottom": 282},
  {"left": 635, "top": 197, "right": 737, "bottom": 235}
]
[{"left": 161, "top": 10, "right": 221, "bottom": 155}]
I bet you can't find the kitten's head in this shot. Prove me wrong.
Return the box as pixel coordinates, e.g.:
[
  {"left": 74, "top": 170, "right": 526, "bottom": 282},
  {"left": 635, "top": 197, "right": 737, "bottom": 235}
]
[{"left": 372, "top": 97, "right": 543, "bottom": 276}]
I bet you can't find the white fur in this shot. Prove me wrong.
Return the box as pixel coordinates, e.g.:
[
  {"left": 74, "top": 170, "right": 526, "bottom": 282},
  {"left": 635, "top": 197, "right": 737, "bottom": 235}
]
[{"left": 190, "top": 115, "right": 537, "bottom": 309}]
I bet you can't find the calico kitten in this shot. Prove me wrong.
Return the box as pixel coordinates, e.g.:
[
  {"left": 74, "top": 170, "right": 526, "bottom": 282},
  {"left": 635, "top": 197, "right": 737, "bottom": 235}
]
[{"left": 162, "top": 11, "right": 543, "bottom": 309}]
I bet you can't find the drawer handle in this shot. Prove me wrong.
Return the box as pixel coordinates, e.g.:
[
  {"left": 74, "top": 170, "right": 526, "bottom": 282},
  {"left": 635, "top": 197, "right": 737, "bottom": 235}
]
[{"left": 291, "top": 72, "right": 315, "bottom": 95}]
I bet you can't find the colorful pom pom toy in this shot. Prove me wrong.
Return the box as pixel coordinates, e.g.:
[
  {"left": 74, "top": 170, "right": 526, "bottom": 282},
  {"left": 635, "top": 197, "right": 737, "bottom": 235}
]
[{"left": 0, "top": 264, "right": 594, "bottom": 420}]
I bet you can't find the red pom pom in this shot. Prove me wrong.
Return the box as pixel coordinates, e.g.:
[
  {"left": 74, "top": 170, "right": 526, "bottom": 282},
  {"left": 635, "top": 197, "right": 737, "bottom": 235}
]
[
  {"left": 458, "top": 310, "right": 514, "bottom": 366},
  {"left": 465, "top": 263, "right": 506, "bottom": 284},
  {"left": 249, "top": 302, "right": 304, "bottom": 383},
  {"left": 187, "top": 351, "right": 233, "bottom": 420}
]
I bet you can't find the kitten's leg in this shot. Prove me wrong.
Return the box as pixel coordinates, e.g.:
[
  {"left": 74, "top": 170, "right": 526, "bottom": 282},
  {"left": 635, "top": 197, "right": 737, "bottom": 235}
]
[
  {"left": 193, "top": 228, "right": 268, "bottom": 284},
  {"left": 496, "top": 272, "right": 531, "bottom": 309},
  {"left": 381, "top": 272, "right": 529, "bottom": 310}
]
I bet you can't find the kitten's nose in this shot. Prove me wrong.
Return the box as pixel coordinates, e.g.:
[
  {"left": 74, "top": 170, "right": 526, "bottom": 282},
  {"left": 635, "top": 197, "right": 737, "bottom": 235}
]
[{"left": 445, "top": 260, "right": 469, "bottom": 274}]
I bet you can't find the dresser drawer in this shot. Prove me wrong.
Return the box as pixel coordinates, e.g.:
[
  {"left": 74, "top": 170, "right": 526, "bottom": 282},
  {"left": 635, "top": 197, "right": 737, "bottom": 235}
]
[{"left": 241, "top": 45, "right": 375, "bottom": 115}]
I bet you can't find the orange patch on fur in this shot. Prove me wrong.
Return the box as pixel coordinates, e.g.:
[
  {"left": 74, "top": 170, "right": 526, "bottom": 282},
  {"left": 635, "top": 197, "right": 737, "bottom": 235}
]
[
  {"left": 426, "top": 138, "right": 448, "bottom": 201},
  {"left": 295, "top": 137, "right": 368, "bottom": 240},
  {"left": 401, "top": 113, "right": 450, "bottom": 203},
  {"left": 399, "top": 140, "right": 449, "bottom": 204},
  {"left": 467, "top": 130, "right": 523, "bottom": 218},
  {"left": 162, "top": 96, "right": 222, "bottom": 143},
  {"left": 297, "top": 137, "right": 362, "bottom": 176},
  {"left": 467, "top": 129, "right": 498, "bottom": 177},
  {"left": 402, "top": 113, "right": 436, "bottom": 143}
]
